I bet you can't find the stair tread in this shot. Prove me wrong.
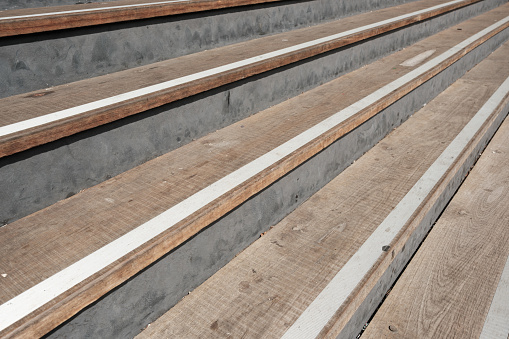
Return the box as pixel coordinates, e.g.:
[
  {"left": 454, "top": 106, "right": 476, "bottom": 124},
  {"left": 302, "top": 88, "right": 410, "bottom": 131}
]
[
  {"left": 1, "top": 6, "right": 508, "bottom": 336},
  {"left": 362, "top": 104, "right": 509, "bottom": 339},
  {"left": 0, "top": 0, "right": 284, "bottom": 37},
  {"left": 0, "top": 0, "right": 488, "bottom": 158},
  {"left": 134, "top": 42, "right": 509, "bottom": 339}
]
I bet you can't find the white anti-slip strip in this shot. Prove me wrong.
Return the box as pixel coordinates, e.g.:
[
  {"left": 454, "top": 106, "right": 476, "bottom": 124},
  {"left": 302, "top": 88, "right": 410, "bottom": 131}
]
[
  {"left": 0, "top": 13, "right": 507, "bottom": 334},
  {"left": 479, "top": 245, "right": 509, "bottom": 338},
  {"left": 400, "top": 49, "right": 436, "bottom": 66},
  {"left": 281, "top": 78, "right": 509, "bottom": 338},
  {"left": 0, "top": 0, "right": 470, "bottom": 139},
  {"left": 0, "top": 0, "right": 464, "bottom": 21},
  {"left": 0, "top": 0, "right": 190, "bottom": 21}
]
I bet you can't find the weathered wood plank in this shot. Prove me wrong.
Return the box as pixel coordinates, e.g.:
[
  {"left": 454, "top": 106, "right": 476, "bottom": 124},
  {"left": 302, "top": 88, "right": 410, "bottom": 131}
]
[
  {"left": 134, "top": 40, "right": 509, "bottom": 339},
  {"left": 362, "top": 101, "right": 509, "bottom": 339},
  {"left": 1, "top": 9, "right": 507, "bottom": 338},
  {"left": 1, "top": 0, "right": 502, "bottom": 158},
  {"left": 0, "top": 0, "right": 285, "bottom": 38}
]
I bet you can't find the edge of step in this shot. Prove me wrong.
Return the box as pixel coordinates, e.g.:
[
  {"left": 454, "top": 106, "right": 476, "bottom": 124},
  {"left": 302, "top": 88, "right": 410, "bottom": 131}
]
[
  {"left": 0, "top": 0, "right": 428, "bottom": 100},
  {"left": 1, "top": 10, "right": 508, "bottom": 338},
  {"left": 134, "top": 44, "right": 509, "bottom": 339},
  {"left": 362, "top": 100, "right": 509, "bottom": 339},
  {"left": 0, "top": 0, "right": 285, "bottom": 38},
  {"left": 3, "top": 0, "right": 502, "bottom": 227},
  {"left": 322, "top": 74, "right": 509, "bottom": 339},
  {"left": 0, "top": 0, "right": 499, "bottom": 159}
]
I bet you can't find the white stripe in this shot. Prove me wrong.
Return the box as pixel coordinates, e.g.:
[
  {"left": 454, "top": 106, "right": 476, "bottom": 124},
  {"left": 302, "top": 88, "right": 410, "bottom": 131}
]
[
  {"left": 0, "top": 0, "right": 190, "bottom": 21},
  {"left": 400, "top": 49, "right": 436, "bottom": 67},
  {"left": 0, "top": 0, "right": 466, "bottom": 21},
  {"left": 0, "top": 12, "right": 507, "bottom": 334},
  {"left": 480, "top": 251, "right": 509, "bottom": 339},
  {"left": 0, "top": 0, "right": 469, "bottom": 138},
  {"left": 280, "top": 78, "right": 509, "bottom": 338}
]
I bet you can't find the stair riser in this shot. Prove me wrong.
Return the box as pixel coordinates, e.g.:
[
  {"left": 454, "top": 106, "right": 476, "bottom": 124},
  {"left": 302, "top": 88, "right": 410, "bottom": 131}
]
[
  {"left": 2, "top": 0, "right": 503, "bottom": 226},
  {"left": 42, "top": 26, "right": 509, "bottom": 339},
  {"left": 337, "top": 95, "right": 509, "bottom": 339},
  {"left": 0, "top": 0, "right": 419, "bottom": 98}
]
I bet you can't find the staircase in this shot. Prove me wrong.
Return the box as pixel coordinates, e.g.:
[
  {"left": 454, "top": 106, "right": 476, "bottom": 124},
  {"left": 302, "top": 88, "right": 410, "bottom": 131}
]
[{"left": 0, "top": 0, "right": 508, "bottom": 338}]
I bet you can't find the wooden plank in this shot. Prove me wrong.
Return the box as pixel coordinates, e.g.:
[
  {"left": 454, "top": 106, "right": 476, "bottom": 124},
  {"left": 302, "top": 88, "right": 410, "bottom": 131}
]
[
  {"left": 134, "top": 43, "right": 509, "bottom": 338},
  {"left": 0, "top": 15, "right": 507, "bottom": 338},
  {"left": 0, "top": 0, "right": 285, "bottom": 38},
  {"left": 362, "top": 106, "right": 509, "bottom": 339},
  {"left": 0, "top": 0, "right": 501, "bottom": 158},
  {"left": 480, "top": 254, "right": 509, "bottom": 339}
]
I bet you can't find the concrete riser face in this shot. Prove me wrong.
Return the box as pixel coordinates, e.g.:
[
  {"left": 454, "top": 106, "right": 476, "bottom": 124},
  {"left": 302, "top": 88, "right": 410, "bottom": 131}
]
[
  {"left": 42, "top": 25, "right": 509, "bottom": 339},
  {"left": 1, "top": 0, "right": 504, "bottom": 226},
  {"left": 0, "top": 0, "right": 420, "bottom": 98}
]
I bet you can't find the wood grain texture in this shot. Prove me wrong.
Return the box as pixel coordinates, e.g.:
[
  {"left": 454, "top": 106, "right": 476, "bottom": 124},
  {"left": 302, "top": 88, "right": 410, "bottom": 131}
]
[
  {"left": 0, "top": 25, "right": 445, "bottom": 339},
  {"left": 0, "top": 0, "right": 284, "bottom": 38},
  {"left": 0, "top": 0, "right": 499, "bottom": 158},
  {"left": 1, "top": 11, "right": 507, "bottom": 338},
  {"left": 1, "top": 16, "right": 502, "bottom": 338},
  {"left": 134, "top": 40, "right": 509, "bottom": 339},
  {"left": 362, "top": 100, "right": 509, "bottom": 339}
]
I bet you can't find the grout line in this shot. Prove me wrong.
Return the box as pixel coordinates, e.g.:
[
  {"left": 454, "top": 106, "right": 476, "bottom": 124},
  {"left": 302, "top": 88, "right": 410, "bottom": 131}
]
[
  {"left": 0, "top": 0, "right": 468, "bottom": 139},
  {"left": 0, "top": 11, "right": 507, "bottom": 335},
  {"left": 280, "top": 76, "right": 509, "bottom": 339}
]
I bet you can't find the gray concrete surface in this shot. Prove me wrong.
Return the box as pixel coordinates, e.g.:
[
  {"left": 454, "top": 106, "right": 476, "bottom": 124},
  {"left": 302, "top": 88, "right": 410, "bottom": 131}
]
[
  {"left": 43, "top": 20, "right": 509, "bottom": 339},
  {"left": 0, "top": 0, "right": 505, "bottom": 226},
  {"left": 0, "top": 0, "right": 420, "bottom": 98}
]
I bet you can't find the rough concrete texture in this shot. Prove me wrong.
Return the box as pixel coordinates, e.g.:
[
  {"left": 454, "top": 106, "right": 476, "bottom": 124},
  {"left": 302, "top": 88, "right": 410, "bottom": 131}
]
[
  {"left": 0, "top": 0, "right": 421, "bottom": 98},
  {"left": 0, "top": 0, "right": 505, "bottom": 226},
  {"left": 43, "top": 26, "right": 509, "bottom": 339}
]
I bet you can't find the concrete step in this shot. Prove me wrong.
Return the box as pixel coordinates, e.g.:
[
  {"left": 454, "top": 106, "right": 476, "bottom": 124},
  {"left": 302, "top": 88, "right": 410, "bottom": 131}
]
[
  {"left": 1, "top": 0, "right": 505, "bottom": 225},
  {"left": 362, "top": 102, "right": 509, "bottom": 339},
  {"left": 134, "top": 40, "right": 509, "bottom": 339},
  {"left": 0, "top": 0, "right": 329, "bottom": 36},
  {"left": 0, "top": 0, "right": 425, "bottom": 98},
  {"left": 0, "top": 6, "right": 508, "bottom": 338}
]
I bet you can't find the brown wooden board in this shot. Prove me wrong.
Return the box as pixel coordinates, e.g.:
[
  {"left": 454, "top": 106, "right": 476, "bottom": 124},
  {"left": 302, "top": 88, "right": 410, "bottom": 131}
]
[
  {"left": 0, "top": 11, "right": 507, "bottom": 338},
  {"left": 134, "top": 44, "right": 509, "bottom": 338},
  {"left": 0, "top": 0, "right": 495, "bottom": 158},
  {"left": 362, "top": 104, "right": 509, "bottom": 339},
  {"left": 0, "top": 0, "right": 285, "bottom": 38}
]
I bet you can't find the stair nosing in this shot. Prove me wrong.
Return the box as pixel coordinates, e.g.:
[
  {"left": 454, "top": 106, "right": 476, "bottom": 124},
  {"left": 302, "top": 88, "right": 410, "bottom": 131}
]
[
  {"left": 282, "top": 75, "right": 509, "bottom": 339},
  {"left": 135, "top": 43, "right": 509, "bottom": 339},
  {"left": 1, "top": 10, "right": 508, "bottom": 337},
  {"left": 0, "top": 0, "right": 284, "bottom": 37},
  {"left": 0, "top": 0, "right": 486, "bottom": 158}
]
